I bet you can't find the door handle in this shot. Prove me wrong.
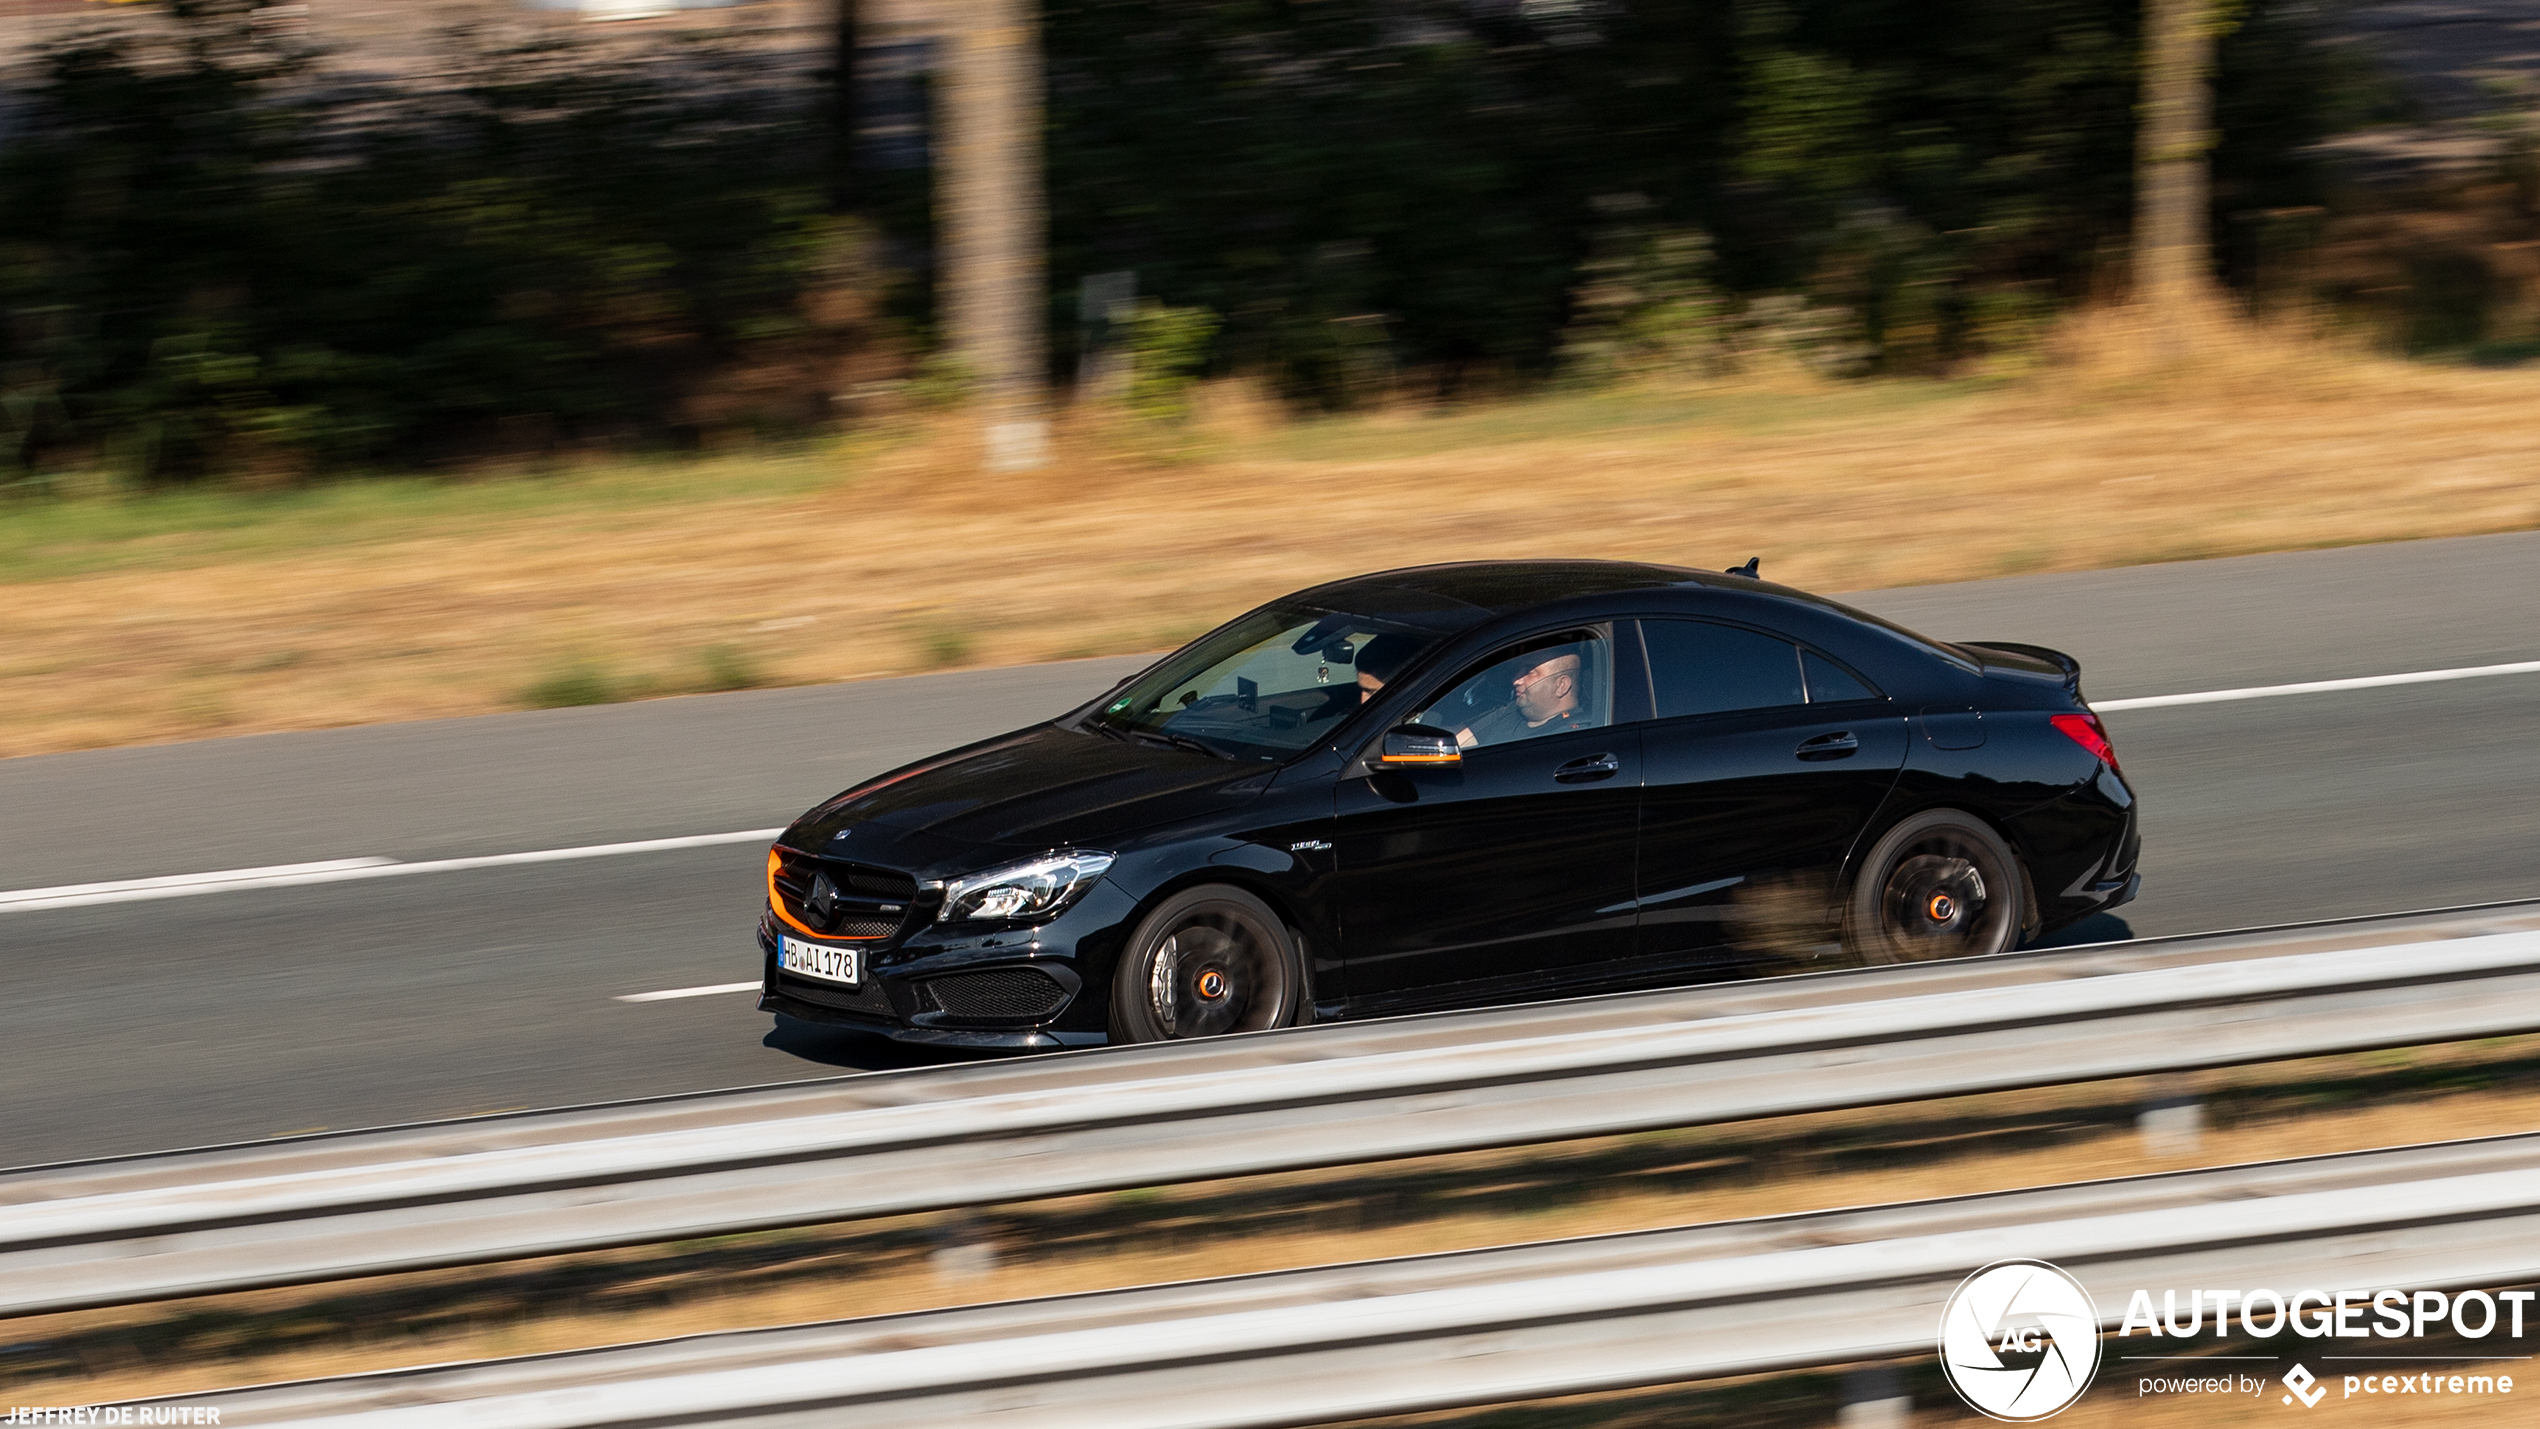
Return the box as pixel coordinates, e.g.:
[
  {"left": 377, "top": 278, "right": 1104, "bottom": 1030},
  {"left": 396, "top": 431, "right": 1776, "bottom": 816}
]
[
  {"left": 1796, "top": 731, "right": 1859, "bottom": 760},
  {"left": 1554, "top": 752, "right": 1621, "bottom": 782}
]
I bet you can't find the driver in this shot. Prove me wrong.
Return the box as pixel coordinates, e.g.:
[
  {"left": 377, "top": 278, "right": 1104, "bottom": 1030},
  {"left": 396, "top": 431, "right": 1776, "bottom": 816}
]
[{"left": 1458, "top": 649, "right": 1585, "bottom": 748}]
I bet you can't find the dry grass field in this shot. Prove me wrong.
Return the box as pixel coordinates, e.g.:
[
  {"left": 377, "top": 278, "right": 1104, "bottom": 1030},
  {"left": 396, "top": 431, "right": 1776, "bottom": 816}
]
[
  {"left": 5, "top": 317, "right": 2539, "bottom": 759},
  {"left": 8, "top": 1034, "right": 2538, "bottom": 1411}
]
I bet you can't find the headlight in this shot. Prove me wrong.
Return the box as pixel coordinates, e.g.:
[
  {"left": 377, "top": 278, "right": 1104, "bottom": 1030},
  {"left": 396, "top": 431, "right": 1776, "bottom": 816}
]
[{"left": 937, "top": 850, "right": 1115, "bottom": 924}]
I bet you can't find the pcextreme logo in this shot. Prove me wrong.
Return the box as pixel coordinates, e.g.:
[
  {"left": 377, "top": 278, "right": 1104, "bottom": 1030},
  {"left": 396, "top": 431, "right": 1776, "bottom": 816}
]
[
  {"left": 2265, "top": 1359, "right": 2518, "bottom": 1408},
  {"left": 2284, "top": 1364, "right": 2326, "bottom": 1407},
  {"left": 1940, "top": 1260, "right": 2104, "bottom": 1421}
]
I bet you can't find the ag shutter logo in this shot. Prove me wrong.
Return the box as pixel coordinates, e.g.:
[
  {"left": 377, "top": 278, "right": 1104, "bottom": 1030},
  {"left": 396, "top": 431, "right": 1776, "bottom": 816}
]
[{"left": 1940, "top": 1259, "right": 2103, "bottom": 1421}]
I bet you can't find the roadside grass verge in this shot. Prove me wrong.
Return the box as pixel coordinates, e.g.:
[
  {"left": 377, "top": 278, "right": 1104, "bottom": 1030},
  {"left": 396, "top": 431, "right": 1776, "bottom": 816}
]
[
  {"left": 4, "top": 323, "right": 2539, "bottom": 757},
  {"left": 7, "top": 1033, "right": 2540, "bottom": 1408},
  {"left": 0, "top": 446, "right": 844, "bottom": 587}
]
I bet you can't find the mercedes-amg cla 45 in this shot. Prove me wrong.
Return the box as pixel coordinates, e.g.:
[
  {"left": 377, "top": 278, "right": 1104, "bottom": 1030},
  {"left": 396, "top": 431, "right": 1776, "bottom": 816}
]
[{"left": 758, "top": 560, "right": 2140, "bottom": 1047}]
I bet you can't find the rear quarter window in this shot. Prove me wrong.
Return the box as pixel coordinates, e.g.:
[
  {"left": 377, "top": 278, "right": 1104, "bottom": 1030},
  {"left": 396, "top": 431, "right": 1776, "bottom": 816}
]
[{"left": 1801, "top": 649, "right": 1882, "bottom": 702}]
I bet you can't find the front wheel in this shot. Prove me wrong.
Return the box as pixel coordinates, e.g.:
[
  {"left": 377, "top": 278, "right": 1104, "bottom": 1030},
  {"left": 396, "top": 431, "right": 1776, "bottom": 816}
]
[
  {"left": 1845, "top": 810, "right": 2026, "bottom": 965},
  {"left": 1108, "top": 885, "right": 1303, "bottom": 1043}
]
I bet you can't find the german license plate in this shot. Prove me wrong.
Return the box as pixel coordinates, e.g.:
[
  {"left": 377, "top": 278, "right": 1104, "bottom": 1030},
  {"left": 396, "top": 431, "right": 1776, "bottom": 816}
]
[{"left": 778, "top": 936, "right": 859, "bottom": 987}]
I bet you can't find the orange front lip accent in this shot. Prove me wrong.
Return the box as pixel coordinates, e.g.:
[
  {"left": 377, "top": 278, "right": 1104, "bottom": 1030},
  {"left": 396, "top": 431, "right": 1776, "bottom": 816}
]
[{"left": 766, "top": 846, "right": 891, "bottom": 942}]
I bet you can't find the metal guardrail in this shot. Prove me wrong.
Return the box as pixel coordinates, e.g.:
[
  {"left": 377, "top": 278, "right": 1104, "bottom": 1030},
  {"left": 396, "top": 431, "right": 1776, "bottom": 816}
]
[
  {"left": 7, "top": 905, "right": 2540, "bottom": 1318},
  {"left": 139, "top": 1131, "right": 2540, "bottom": 1427}
]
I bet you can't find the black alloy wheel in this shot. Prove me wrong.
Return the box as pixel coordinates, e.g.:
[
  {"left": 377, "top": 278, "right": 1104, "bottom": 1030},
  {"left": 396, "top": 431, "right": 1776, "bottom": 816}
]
[
  {"left": 1109, "top": 885, "right": 1302, "bottom": 1043},
  {"left": 1846, "top": 810, "right": 2026, "bottom": 965}
]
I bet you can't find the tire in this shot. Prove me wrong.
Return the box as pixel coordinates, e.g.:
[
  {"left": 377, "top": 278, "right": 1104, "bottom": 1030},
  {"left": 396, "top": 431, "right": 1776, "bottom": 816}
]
[
  {"left": 1108, "top": 885, "right": 1302, "bottom": 1043},
  {"left": 1845, "top": 810, "right": 2026, "bottom": 965}
]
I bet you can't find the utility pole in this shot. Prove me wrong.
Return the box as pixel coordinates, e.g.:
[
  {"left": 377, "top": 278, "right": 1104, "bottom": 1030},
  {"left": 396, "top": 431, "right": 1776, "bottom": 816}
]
[{"left": 2135, "top": 0, "right": 2240, "bottom": 350}]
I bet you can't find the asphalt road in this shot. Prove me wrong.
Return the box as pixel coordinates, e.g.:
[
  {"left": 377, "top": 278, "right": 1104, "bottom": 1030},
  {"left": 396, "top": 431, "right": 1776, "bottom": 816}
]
[{"left": 5, "top": 531, "right": 2538, "bottom": 1166}]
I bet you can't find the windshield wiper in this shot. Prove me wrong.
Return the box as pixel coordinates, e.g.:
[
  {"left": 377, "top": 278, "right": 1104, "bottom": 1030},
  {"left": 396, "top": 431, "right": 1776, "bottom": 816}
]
[
  {"left": 1081, "top": 718, "right": 1134, "bottom": 743},
  {"left": 1133, "top": 730, "right": 1231, "bottom": 760}
]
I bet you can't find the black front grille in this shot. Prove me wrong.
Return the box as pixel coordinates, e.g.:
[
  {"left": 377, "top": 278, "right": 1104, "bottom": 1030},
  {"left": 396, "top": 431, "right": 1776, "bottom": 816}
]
[
  {"left": 774, "top": 972, "right": 897, "bottom": 1019},
  {"left": 772, "top": 849, "right": 920, "bottom": 942},
  {"left": 920, "top": 968, "right": 1070, "bottom": 1022},
  {"left": 816, "top": 913, "right": 903, "bottom": 939}
]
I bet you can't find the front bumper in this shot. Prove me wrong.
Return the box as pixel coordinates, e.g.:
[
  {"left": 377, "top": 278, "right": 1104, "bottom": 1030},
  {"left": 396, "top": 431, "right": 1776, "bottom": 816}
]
[
  {"left": 759, "top": 986, "right": 1102, "bottom": 1048},
  {"left": 756, "top": 880, "right": 1136, "bottom": 1047}
]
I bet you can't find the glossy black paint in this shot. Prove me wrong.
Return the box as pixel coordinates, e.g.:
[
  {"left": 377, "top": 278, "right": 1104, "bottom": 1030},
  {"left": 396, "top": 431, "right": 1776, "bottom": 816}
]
[
  {"left": 1636, "top": 702, "right": 1911, "bottom": 969},
  {"left": 757, "top": 561, "right": 2140, "bottom": 1046},
  {"left": 1332, "top": 722, "right": 1644, "bottom": 1009}
]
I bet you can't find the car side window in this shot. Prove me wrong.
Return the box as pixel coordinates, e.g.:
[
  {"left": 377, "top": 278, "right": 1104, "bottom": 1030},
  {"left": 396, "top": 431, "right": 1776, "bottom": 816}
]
[
  {"left": 1639, "top": 619, "right": 1806, "bottom": 718},
  {"left": 1800, "top": 648, "right": 1881, "bottom": 703},
  {"left": 1413, "top": 627, "right": 1612, "bottom": 750}
]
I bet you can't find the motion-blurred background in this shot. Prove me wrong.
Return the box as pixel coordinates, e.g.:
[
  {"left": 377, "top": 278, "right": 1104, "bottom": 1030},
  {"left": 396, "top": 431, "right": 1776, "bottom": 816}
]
[
  {"left": 1, "top": 0, "right": 2536, "bottom": 754},
  {"left": 5, "top": 0, "right": 2537, "bottom": 443}
]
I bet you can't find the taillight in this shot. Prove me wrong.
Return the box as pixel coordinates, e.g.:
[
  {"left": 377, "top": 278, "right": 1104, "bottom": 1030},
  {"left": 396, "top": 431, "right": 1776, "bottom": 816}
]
[{"left": 2050, "top": 712, "right": 2122, "bottom": 774}]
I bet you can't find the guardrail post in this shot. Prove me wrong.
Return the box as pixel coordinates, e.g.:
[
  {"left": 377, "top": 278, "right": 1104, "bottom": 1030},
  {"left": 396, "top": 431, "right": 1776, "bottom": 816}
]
[
  {"left": 930, "top": 1210, "right": 998, "bottom": 1283},
  {"left": 2139, "top": 1072, "right": 2205, "bottom": 1158},
  {"left": 1838, "top": 1363, "right": 1910, "bottom": 1428}
]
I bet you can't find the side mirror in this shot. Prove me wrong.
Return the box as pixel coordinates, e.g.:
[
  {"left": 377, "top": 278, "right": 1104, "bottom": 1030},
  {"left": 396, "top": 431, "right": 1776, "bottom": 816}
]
[{"left": 1379, "top": 723, "right": 1461, "bottom": 767}]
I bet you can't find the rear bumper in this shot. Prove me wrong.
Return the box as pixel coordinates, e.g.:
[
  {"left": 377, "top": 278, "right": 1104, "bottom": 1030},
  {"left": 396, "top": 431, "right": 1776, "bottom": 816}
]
[
  {"left": 2093, "top": 869, "right": 2142, "bottom": 912},
  {"left": 2012, "top": 771, "right": 2141, "bottom": 936}
]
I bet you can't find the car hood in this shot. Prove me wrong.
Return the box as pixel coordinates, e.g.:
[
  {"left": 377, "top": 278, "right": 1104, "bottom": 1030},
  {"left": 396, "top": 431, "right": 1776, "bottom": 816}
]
[{"left": 787, "top": 723, "right": 1271, "bottom": 864}]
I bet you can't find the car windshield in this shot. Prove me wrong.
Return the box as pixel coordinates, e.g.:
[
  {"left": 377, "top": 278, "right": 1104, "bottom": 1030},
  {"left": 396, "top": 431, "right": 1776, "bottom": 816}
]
[{"left": 1087, "top": 604, "right": 1445, "bottom": 760}]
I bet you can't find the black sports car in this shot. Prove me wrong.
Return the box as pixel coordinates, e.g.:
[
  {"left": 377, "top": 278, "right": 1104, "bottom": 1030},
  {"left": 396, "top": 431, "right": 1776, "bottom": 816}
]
[{"left": 758, "top": 560, "right": 2139, "bottom": 1047}]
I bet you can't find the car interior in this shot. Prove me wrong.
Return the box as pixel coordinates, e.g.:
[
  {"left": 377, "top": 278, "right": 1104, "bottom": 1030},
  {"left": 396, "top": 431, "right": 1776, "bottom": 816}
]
[{"left": 1414, "top": 628, "right": 1611, "bottom": 747}]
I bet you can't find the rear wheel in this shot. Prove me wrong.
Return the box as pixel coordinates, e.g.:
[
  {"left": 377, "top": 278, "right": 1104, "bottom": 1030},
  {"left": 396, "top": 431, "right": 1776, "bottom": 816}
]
[
  {"left": 1846, "top": 810, "right": 2025, "bottom": 965},
  {"left": 1108, "top": 885, "right": 1302, "bottom": 1043}
]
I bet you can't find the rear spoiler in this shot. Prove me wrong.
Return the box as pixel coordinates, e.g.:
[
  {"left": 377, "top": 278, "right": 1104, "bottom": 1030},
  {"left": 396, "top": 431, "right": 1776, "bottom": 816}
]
[{"left": 1957, "top": 640, "right": 2083, "bottom": 697}]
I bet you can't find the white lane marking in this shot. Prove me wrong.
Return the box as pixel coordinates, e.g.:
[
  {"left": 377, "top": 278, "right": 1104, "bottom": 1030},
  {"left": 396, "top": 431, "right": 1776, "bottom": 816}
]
[
  {"left": 2095, "top": 659, "right": 2540, "bottom": 712},
  {"left": 0, "top": 858, "right": 398, "bottom": 907},
  {"left": 0, "top": 828, "right": 785, "bottom": 913},
  {"left": 616, "top": 981, "right": 762, "bottom": 1003}
]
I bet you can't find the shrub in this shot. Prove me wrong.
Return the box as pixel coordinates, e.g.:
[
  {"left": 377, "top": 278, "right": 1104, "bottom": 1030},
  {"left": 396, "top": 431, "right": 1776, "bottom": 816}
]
[
  {"left": 917, "top": 624, "right": 975, "bottom": 669},
  {"left": 1558, "top": 222, "right": 1729, "bottom": 384},
  {"left": 522, "top": 662, "right": 621, "bottom": 710},
  {"left": 1121, "top": 301, "right": 1221, "bottom": 425},
  {"left": 697, "top": 644, "right": 764, "bottom": 693}
]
